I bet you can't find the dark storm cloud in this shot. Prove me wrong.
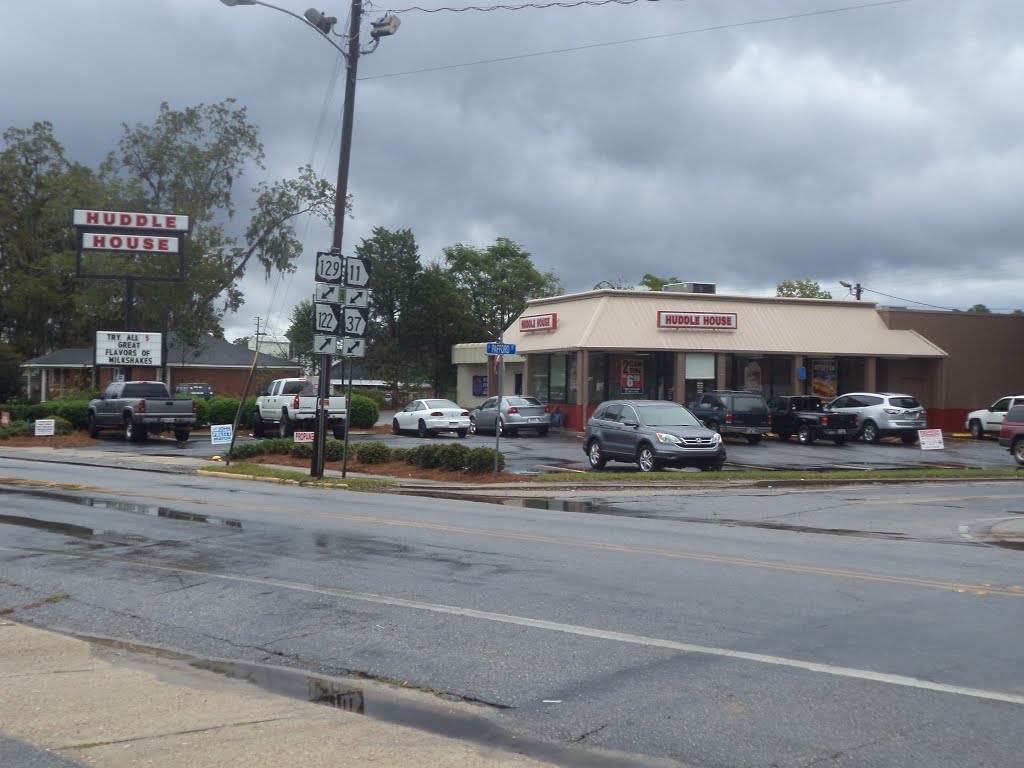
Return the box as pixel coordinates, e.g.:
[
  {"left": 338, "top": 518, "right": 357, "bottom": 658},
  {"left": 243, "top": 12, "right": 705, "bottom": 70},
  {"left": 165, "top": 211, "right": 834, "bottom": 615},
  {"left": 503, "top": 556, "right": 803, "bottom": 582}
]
[{"left": 3, "top": 0, "right": 1023, "bottom": 339}]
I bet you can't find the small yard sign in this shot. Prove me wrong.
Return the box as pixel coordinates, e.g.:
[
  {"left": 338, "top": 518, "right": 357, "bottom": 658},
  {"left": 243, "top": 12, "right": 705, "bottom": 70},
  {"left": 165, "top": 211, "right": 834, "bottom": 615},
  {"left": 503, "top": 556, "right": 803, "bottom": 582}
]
[
  {"left": 918, "top": 429, "right": 944, "bottom": 450},
  {"left": 210, "top": 424, "right": 233, "bottom": 445},
  {"left": 34, "top": 419, "right": 56, "bottom": 436}
]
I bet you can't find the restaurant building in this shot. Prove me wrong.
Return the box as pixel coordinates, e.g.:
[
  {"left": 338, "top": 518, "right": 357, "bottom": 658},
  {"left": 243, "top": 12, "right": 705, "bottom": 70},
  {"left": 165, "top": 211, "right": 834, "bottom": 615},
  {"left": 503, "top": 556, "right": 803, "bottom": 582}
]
[{"left": 483, "top": 288, "right": 952, "bottom": 432}]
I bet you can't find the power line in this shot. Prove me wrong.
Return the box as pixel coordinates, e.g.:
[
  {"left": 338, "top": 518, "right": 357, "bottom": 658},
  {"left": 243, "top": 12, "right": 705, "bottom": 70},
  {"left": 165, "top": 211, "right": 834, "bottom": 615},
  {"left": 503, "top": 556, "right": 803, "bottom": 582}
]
[
  {"left": 360, "top": 0, "right": 911, "bottom": 80},
  {"left": 387, "top": 0, "right": 644, "bottom": 13}
]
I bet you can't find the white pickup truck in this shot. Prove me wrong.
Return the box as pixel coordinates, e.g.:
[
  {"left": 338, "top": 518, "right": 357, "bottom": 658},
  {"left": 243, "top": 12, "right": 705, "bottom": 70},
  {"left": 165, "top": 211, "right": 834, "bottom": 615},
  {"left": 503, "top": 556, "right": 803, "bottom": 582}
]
[{"left": 252, "top": 378, "right": 347, "bottom": 439}]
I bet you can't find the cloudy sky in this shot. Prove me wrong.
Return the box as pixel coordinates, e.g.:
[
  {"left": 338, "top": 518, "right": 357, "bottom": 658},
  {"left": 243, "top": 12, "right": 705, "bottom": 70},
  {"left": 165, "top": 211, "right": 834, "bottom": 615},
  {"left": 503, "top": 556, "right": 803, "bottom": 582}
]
[{"left": 3, "top": 0, "right": 1023, "bottom": 341}]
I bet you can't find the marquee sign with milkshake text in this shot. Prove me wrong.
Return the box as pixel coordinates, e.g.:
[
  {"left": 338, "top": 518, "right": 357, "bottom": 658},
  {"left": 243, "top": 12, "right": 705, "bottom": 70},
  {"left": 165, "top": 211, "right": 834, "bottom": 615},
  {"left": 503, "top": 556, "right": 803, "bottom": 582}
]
[
  {"left": 519, "top": 313, "right": 558, "bottom": 332},
  {"left": 657, "top": 311, "right": 738, "bottom": 330}
]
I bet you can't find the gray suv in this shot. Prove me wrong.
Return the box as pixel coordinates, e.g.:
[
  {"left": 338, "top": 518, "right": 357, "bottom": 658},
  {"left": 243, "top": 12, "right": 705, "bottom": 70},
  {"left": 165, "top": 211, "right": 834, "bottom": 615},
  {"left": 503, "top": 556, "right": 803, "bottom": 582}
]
[
  {"left": 827, "top": 392, "right": 927, "bottom": 444},
  {"left": 584, "top": 400, "right": 726, "bottom": 472}
]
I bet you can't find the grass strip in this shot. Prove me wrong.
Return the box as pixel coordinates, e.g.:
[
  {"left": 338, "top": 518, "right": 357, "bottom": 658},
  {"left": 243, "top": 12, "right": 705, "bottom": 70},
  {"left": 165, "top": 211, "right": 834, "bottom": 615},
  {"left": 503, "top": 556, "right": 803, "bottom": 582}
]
[
  {"left": 527, "top": 467, "right": 1022, "bottom": 484},
  {"left": 197, "top": 463, "right": 394, "bottom": 490}
]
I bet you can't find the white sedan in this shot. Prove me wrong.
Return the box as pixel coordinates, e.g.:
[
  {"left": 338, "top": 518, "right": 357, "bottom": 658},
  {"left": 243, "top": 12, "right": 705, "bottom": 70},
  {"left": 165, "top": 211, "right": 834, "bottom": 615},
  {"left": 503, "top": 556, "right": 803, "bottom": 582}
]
[{"left": 392, "top": 399, "right": 471, "bottom": 438}]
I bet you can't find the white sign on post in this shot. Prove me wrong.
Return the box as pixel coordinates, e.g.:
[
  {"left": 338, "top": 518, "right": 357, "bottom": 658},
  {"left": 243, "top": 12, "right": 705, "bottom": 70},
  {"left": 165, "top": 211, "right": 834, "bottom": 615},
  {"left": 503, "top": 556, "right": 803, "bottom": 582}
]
[
  {"left": 294, "top": 431, "right": 315, "bottom": 443},
  {"left": 337, "top": 337, "right": 366, "bottom": 357},
  {"left": 918, "top": 429, "right": 944, "bottom": 450},
  {"left": 210, "top": 424, "right": 233, "bottom": 444},
  {"left": 34, "top": 419, "right": 56, "bottom": 436},
  {"left": 95, "top": 331, "right": 163, "bottom": 367}
]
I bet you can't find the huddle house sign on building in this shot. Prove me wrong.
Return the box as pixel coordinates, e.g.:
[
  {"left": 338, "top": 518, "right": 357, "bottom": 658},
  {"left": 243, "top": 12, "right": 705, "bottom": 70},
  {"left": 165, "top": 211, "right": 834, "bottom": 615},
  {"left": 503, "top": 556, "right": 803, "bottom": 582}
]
[{"left": 475, "top": 288, "right": 949, "bottom": 432}]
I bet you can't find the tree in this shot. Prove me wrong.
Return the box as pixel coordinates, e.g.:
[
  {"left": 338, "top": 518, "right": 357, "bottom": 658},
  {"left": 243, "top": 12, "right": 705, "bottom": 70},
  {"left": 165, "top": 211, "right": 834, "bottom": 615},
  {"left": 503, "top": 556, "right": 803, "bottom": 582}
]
[
  {"left": 100, "top": 100, "right": 336, "bottom": 339},
  {"left": 353, "top": 227, "right": 425, "bottom": 390},
  {"left": 966, "top": 304, "right": 991, "bottom": 313},
  {"left": 776, "top": 279, "right": 833, "bottom": 299},
  {"left": 639, "top": 273, "right": 681, "bottom": 291},
  {"left": 443, "top": 237, "right": 559, "bottom": 340},
  {"left": 285, "top": 300, "right": 315, "bottom": 375},
  {"left": 593, "top": 278, "right": 634, "bottom": 289}
]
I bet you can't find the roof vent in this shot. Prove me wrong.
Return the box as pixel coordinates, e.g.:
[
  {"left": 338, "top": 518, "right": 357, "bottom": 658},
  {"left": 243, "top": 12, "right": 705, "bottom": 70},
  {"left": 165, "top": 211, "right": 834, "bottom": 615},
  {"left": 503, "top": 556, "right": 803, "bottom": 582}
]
[{"left": 662, "top": 282, "right": 716, "bottom": 294}]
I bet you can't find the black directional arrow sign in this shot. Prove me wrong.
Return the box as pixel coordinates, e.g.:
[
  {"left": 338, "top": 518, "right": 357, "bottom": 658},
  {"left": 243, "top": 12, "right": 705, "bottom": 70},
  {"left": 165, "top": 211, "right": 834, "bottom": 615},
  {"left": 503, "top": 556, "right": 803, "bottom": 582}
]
[{"left": 337, "top": 337, "right": 366, "bottom": 357}]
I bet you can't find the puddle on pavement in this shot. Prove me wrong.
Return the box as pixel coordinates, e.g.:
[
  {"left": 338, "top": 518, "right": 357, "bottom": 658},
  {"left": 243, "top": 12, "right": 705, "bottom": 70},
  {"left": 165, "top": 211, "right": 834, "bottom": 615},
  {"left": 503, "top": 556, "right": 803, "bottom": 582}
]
[
  {"left": 0, "top": 513, "right": 95, "bottom": 538},
  {"left": 0, "top": 488, "right": 241, "bottom": 528}
]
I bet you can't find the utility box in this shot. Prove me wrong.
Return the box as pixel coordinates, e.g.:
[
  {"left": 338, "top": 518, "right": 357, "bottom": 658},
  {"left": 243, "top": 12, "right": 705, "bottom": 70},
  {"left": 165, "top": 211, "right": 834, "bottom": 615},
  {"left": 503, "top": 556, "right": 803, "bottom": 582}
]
[{"left": 662, "top": 282, "right": 717, "bottom": 294}]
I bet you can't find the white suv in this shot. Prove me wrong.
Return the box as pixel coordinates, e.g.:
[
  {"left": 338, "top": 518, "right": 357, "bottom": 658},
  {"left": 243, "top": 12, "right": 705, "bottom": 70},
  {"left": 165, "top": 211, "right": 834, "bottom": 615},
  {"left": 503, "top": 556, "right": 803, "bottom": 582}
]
[
  {"left": 827, "top": 392, "right": 927, "bottom": 444},
  {"left": 965, "top": 395, "right": 1024, "bottom": 439}
]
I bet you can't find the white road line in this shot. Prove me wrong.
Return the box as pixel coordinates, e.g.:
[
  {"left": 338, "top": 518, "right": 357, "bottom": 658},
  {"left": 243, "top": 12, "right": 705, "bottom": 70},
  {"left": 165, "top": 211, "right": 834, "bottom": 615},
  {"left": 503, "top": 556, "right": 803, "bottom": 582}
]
[{"left": 9, "top": 546, "right": 1024, "bottom": 707}]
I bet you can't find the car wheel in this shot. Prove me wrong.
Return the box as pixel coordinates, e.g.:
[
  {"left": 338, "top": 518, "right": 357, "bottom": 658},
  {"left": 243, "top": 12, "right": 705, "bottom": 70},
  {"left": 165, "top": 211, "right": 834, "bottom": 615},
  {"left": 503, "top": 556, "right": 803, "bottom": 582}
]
[
  {"left": 587, "top": 440, "right": 606, "bottom": 470},
  {"left": 278, "top": 412, "right": 292, "bottom": 439},
  {"left": 252, "top": 410, "right": 265, "bottom": 438},
  {"left": 797, "top": 425, "right": 815, "bottom": 445},
  {"left": 901, "top": 431, "right": 918, "bottom": 445},
  {"left": 174, "top": 429, "right": 190, "bottom": 443},
  {"left": 392, "top": 418, "right": 401, "bottom": 435},
  {"left": 418, "top": 419, "right": 430, "bottom": 438},
  {"left": 468, "top": 418, "right": 477, "bottom": 435},
  {"left": 746, "top": 435, "right": 761, "bottom": 445},
  {"left": 537, "top": 427, "right": 549, "bottom": 437},
  {"left": 637, "top": 445, "right": 658, "bottom": 473},
  {"left": 833, "top": 436, "right": 849, "bottom": 446},
  {"left": 1013, "top": 438, "right": 1024, "bottom": 466},
  {"left": 861, "top": 420, "right": 880, "bottom": 444},
  {"left": 333, "top": 424, "right": 345, "bottom": 440},
  {"left": 124, "top": 419, "right": 145, "bottom": 443},
  {"left": 87, "top": 413, "right": 99, "bottom": 439},
  {"left": 457, "top": 429, "right": 467, "bottom": 438},
  {"left": 969, "top": 420, "right": 984, "bottom": 440},
  {"left": 497, "top": 417, "right": 507, "bottom": 436},
  {"left": 776, "top": 430, "right": 792, "bottom": 442}
]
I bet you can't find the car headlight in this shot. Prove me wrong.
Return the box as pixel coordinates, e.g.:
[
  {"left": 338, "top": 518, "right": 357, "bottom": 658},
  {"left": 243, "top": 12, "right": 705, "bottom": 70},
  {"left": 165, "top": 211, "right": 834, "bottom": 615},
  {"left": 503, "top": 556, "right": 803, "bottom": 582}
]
[
  {"left": 710, "top": 432, "right": 722, "bottom": 445},
  {"left": 656, "top": 432, "right": 681, "bottom": 445}
]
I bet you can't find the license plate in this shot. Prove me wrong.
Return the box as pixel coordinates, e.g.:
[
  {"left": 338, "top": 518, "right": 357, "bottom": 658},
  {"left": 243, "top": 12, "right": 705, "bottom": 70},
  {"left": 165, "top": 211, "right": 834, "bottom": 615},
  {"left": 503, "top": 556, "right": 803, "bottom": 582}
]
[
  {"left": 742, "top": 427, "right": 758, "bottom": 434},
  {"left": 529, "top": 417, "right": 539, "bottom": 423},
  {"left": 832, "top": 428, "right": 850, "bottom": 434},
  {"left": 449, "top": 421, "right": 458, "bottom": 426}
]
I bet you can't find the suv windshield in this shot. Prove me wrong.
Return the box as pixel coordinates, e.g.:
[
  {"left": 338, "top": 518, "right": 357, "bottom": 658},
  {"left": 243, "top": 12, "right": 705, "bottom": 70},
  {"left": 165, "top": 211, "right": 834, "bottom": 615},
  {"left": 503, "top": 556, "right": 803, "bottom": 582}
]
[{"left": 637, "top": 404, "right": 701, "bottom": 428}]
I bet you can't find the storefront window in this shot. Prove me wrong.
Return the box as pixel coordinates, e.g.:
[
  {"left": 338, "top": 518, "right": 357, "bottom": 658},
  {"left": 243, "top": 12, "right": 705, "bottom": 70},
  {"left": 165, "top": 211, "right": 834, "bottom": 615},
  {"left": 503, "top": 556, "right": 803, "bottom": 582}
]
[
  {"left": 550, "top": 354, "right": 567, "bottom": 402},
  {"left": 531, "top": 354, "right": 549, "bottom": 401},
  {"left": 588, "top": 352, "right": 607, "bottom": 404},
  {"left": 567, "top": 355, "right": 578, "bottom": 402},
  {"left": 685, "top": 352, "right": 716, "bottom": 406}
]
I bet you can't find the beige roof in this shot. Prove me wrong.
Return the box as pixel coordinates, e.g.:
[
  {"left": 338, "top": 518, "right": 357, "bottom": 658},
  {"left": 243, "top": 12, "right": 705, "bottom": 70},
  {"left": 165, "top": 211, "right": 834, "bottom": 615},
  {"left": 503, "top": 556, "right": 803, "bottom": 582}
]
[{"left": 501, "top": 290, "right": 947, "bottom": 358}]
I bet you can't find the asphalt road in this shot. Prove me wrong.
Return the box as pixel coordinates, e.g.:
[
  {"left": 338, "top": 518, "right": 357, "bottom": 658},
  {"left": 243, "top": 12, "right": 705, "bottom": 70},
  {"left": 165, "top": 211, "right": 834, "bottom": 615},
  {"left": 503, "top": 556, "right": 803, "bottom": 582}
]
[{"left": 1, "top": 453, "right": 1022, "bottom": 767}]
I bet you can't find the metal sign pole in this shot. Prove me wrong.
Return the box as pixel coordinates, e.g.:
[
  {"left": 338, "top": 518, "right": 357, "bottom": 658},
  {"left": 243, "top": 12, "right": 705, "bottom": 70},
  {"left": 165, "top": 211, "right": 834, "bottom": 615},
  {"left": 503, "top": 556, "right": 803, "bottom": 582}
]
[{"left": 493, "top": 340, "right": 503, "bottom": 473}]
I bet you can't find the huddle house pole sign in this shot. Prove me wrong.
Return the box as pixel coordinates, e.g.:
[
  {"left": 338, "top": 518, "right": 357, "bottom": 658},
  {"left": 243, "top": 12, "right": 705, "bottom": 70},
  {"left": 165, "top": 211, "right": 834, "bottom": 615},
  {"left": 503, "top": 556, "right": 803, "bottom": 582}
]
[{"left": 72, "top": 208, "right": 190, "bottom": 380}]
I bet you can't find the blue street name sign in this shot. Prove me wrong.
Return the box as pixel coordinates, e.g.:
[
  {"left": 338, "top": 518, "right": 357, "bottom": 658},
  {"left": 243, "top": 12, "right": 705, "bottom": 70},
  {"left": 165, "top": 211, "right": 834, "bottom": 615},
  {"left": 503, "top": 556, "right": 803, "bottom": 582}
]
[{"left": 486, "top": 342, "right": 516, "bottom": 356}]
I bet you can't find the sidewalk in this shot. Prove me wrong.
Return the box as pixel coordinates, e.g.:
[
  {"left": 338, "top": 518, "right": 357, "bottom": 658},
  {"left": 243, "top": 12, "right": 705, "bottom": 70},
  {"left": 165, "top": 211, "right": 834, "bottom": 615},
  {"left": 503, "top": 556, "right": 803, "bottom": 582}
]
[{"left": 0, "top": 620, "right": 557, "bottom": 768}]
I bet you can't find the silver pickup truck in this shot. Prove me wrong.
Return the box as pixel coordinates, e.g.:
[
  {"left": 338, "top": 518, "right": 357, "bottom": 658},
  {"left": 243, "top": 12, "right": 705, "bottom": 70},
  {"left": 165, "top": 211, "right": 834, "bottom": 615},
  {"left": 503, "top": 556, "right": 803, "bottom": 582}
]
[
  {"left": 253, "top": 377, "right": 347, "bottom": 439},
  {"left": 88, "top": 381, "right": 197, "bottom": 442}
]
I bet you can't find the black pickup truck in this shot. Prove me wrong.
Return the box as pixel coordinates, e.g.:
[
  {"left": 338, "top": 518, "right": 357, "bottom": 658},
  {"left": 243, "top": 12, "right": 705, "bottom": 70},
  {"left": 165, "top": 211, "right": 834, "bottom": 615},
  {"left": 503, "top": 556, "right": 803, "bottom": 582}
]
[{"left": 768, "top": 395, "right": 859, "bottom": 445}]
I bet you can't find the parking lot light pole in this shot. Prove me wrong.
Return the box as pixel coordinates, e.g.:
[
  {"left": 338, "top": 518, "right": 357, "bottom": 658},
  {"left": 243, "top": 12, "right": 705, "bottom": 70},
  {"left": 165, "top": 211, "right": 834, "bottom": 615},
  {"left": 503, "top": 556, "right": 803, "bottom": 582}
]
[{"left": 219, "top": 0, "right": 398, "bottom": 477}]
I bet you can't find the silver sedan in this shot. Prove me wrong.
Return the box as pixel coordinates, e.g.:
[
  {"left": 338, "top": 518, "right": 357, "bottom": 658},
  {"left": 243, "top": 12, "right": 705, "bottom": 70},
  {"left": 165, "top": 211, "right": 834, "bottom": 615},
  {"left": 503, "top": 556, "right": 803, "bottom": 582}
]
[
  {"left": 392, "top": 399, "right": 470, "bottom": 438},
  {"left": 469, "top": 395, "right": 552, "bottom": 436}
]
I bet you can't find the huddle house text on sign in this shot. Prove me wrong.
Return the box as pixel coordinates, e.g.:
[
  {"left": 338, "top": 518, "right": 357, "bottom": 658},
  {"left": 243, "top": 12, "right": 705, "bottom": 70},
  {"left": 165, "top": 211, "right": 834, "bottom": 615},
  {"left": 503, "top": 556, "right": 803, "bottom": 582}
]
[
  {"left": 519, "top": 313, "right": 558, "bottom": 332},
  {"left": 657, "top": 311, "right": 738, "bottom": 330},
  {"left": 73, "top": 209, "right": 190, "bottom": 256}
]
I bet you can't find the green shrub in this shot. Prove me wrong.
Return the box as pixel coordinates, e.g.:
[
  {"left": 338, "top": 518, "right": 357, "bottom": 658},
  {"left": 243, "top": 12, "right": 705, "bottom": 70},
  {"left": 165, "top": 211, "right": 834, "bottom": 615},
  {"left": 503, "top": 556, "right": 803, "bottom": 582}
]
[
  {"left": 192, "top": 397, "right": 210, "bottom": 426},
  {"left": 46, "top": 400, "right": 90, "bottom": 429},
  {"left": 348, "top": 393, "right": 379, "bottom": 429},
  {"left": 49, "top": 417, "right": 73, "bottom": 436},
  {"left": 466, "top": 447, "right": 505, "bottom": 474},
  {"left": 389, "top": 447, "right": 410, "bottom": 463},
  {"left": 439, "top": 443, "right": 471, "bottom": 472},
  {"left": 355, "top": 441, "right": 391, "bottom": 464},
  {"left": 290, "top": 442, "right": 314, "bottom": 459},
  {"left": 354, "top": 388, "right": 391, "bottom": 409},
  {"left": 407, "top": 443, "right": 443, "bottom": 468},
  {"left": 229, "top": 442, "right": 265, "bottom": 459},
  {"left": 207, "top": 396, "right": 243, "bottom": 427},
  {"left": 325, "top": 440, "right": 346, "bottom": 462},
  {"left": 261, "top": 438, "right": 294, "bottom": 455}
]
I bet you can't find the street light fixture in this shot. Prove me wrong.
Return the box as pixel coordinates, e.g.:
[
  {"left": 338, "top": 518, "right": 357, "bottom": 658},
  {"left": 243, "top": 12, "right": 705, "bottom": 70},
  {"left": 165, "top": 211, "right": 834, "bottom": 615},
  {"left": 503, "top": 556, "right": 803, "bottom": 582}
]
[
  {"left": 220, "top": 0, "right": 399, "bottom": 477},
  {"left": 839, "top": 280, "right": 863, "bottom": 300}
]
